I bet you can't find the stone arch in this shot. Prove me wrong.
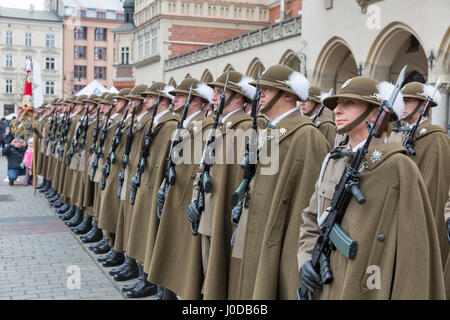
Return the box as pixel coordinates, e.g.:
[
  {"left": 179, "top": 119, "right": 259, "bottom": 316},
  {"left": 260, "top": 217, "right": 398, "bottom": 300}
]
[
  {"left": 437, "top": 26, "right": 450, "bottom": 76},
  {"left": 168, "top": 77, "right": 177, "bottom": 88},
  {"left": 366, "top": 22, "right": 428, "bottom": 83},
  {"left": 279, "top": 49, "right": 301, "bottom": 72},
  {"left": 200, "top": 69, "right": 214, "bottom": 83},
  {"left": 223, "top": 64, "right": 235, "bottom": 72},
  {"left": 246, "top": 57, "right": 265, "bottom": 79},
  {"left": 313, "top": 37, "right": 358, "bottom": 92}
]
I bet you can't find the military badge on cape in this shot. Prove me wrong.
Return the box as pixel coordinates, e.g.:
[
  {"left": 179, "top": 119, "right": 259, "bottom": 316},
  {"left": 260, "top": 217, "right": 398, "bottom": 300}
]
[
  {"left": 419, "top": 128, "right": 427, "bottom": 135},
  {"left": 370, "top": 150, "right": 383, "bottom": 164}
]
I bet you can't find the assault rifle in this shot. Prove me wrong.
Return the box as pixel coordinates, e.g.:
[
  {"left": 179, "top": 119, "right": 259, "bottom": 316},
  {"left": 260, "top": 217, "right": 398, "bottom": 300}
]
[
  {"left": 100, "top": 104, "right": 130, "bottom": 190},
  {"left": 45, "top": 109, "right": 58, "bottom": 152},
  {"left": 66, "top": 104, "right": 90, "bottom": 166},
  {"left": 188, "top": 72, "right": 229, "bottom": 235},
  {"left": 129, "top": 92, "right": 162, "bottom": 205},
  {"left": 156, "top": 86, "right": 193, "bottom": 219},
  {"left": 297, "top": 65, "right": 407, "bottom": 300},
  {"left": 89, "top": 104, "right": 101, "bottom": 155},
  {"left": 229, "top": 70, "right": 261, "bottom": 246},
  {"left": 311, "top": 89, "right": 333, "bottom": 124},
  {"left": 90, "top": 104, "right": 114, "bottom": 182},
  {"left": 402, "top": 78, "right": 441, "bottom": 156},
  {"left": 117, "top": 102, "right": 137, "bottom": 198}
]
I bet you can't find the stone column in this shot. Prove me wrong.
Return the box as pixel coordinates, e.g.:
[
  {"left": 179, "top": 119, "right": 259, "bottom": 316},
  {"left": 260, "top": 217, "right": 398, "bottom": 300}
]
[{"left": 431, "top": 83, "right": 450, "bottom": 134}]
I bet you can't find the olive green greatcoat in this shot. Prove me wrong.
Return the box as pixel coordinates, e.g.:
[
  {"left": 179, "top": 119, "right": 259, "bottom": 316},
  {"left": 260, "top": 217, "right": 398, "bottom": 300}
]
[
  {"left": 126, "top": 112, "right": 180, "bottom": 264},
  {"left": 35, "top": 114, "right": 49, "bottom": 176},
  {"left": 113, "top": 111, "right": 153, "bottom": 253},
  {"left": 195, "top": 109, "right": 252, "bottom": 300},
  {"left": 444, "top": 189, "right": 450, "bottom": 298},
  {"left": 96, "top": 114, "right": 130, "bottom": 234},
  {"left": 314, "top": 116, "right": 336, "bottom": 148},
  {"left": 234, "top": 113, "right": 329, "bottom": 300},
  {"left": 298, "top": 141, "right": 445, "bottom": 299},
  {"left": 403, "top": 119, "right": 450, "bottom": 271},
  {"left": 147, "top": 115, "right": 212, "bottom": 300}
]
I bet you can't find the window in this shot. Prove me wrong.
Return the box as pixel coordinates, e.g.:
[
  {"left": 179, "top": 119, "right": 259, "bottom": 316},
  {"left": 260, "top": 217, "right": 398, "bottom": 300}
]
[
  {"left": 25, "top": 33, "right": 32, "bottom": 46},
  {"left": 6, "top": 31, "right": 13, "bottom": 45},
  {"left": 96, "top": 11, "right": 106, "bottom": 19},
  {"left": 25, "top": 55, "right": 32, "bottom": 63},
  {"left": 106, "top": 10, "right": 115, "bottom": 19},
  {"left": 5, "top": 80, "right": 13, "bottom": 93},
  {"left": 74, "top": 65, "right": 87, "bottom": 79},
  {"left": 121, "top": 47, "right": 130, "bottom": 64},
  {"left": 138, "top": 35, "right": 144, "bottom": 59},
  {"left": 74, "top": 46, "right": 87, "bottom": 59},
  {"left": 94, "top": 47, "right": 106, "bottom": 60},
  {"left": 116, "top": 13, "right": 124, "bottom": 21},
  {"left": 75, "top": 27, "right": 87, "bottom": 40},
  {"left": 46, "top": 34, "right": 55, "bottom": 48},
  {"left": 151, "top": 27, "right": 159, "bottom": 54},
  {"left": 45, "top": 81, "right": 55, "bottom": 95},
  {"left": 94, "top": 66, "right": 106, "bottom": 80},
  {"left": 45, "top": 57, "right": 55, "bottom": 70},
  {"left": 87, "top": 8, "right": 95, "bottom": 18},
  {"left": 144, "top": 31, "right": 150, "bottom": 57},
  {"left": 79, "top": 9, "right": 86, "bottom": 17},
  {"left": 74, "top": 85, "right": 85, "bottom": 93},
  {"left": 4, "top": 104, "right": 15, "bottom": 115},
  {"left": 95, "top": 28, "right": 107, "bottom": 41},
  {"left": 5, "top": 55, "right": 13, "bottom": 68}
]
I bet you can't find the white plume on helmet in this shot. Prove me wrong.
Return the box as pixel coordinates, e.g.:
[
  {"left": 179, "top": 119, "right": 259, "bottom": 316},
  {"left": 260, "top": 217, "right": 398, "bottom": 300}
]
[
  {"left": 238, "top": 76, "right": 256, "bottom": 100},
  {"left": 422, "top": 83, "right": 442, "bottom": 105},
  {"left": 319, "top": 88, "right": 334, "bottom": 103},
  {"left": 288, "top": 71, "right": 309, "bottom": 101},
  {"left": 376, "top": 81, "right": 405, "bottom": 120},
  {"left": 195, "top": 83, "right": 214, "bottom": 104},
  {"left": 160, "top": 85, "right": 175, "bottom": 103}
]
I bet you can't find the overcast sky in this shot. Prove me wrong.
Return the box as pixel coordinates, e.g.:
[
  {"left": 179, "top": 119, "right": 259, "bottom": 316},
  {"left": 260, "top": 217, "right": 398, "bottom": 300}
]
[{"left": 0, "top": 0, "right": 45, "bottom": 10}]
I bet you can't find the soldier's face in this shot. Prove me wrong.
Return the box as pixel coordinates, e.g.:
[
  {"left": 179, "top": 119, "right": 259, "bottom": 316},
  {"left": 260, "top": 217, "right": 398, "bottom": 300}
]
[
  {"left": 114, "top": 99, "right": 126, "bottom": 113},
  {"left": 173, "top": 93, "right": 188, "bottom": 110},
  {"left": 301, "top": 100, "right": 317, "bottom": 115},
  {"left": 334, "top": 98, "right": 374, "bottom": 132},
  {"left": 259, "top": 86, "right": 279, "bottom": 110},
  {"left": 212, "top": 87, "right": 231, "bottom": 108},
  {"left": 402, "top": 98, "right": 423, "bottom": 121},
  {"left": 144, "top": 95, "right": 156, "bottom": 109}
]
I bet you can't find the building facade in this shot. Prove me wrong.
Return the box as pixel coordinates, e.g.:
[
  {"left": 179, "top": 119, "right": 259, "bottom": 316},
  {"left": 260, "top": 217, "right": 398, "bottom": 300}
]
[
  {"left": 0, "top": 6, "right": 63, "bottom": 116},
  {"left": 61, "top": 0, "right": 124, "bottom": 96}
]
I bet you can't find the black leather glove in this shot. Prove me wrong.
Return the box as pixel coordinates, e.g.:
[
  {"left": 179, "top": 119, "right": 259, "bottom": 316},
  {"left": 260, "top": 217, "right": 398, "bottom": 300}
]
[
  {"left": 186, "top": 200, "right": 200, "bottom": 236},
  {"left": 156, "top": 186, "right": 166, "bottom": 220},
  {"left": 446, "top": 217, "right": 450, "bottom": 245},
  {"left": 299, "top": 260, "right": 322, "bottom": 294}
]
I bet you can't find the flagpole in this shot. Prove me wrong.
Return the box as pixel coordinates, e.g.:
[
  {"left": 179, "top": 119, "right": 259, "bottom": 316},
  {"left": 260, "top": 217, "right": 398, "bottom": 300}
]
[{"left": 33, "top": 109, "right": 36, "bottom": 195}]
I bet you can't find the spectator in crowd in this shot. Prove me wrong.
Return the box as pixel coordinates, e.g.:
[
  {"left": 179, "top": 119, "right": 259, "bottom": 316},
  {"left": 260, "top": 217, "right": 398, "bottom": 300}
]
[{"left": 2, "top": 138, "right": 26, "bottom": 185}]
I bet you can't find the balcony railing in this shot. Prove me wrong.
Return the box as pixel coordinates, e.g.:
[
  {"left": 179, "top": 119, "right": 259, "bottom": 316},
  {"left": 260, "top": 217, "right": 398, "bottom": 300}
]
[{"left": 164, "top": 15, "right": 301, "bottom": 71}]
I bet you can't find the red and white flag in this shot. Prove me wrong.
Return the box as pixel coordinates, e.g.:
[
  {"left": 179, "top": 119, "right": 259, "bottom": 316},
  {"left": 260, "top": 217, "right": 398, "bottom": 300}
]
[{"left": 19, "top": 59, "right": 33, "bottom": 121}]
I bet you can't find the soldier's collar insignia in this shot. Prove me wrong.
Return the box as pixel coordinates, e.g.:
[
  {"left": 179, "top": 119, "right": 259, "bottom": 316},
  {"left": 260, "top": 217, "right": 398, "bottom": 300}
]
[
  {"left": 370, "top": 150, "right": 383, "bottom": 164},
  {"left": 419, "top": 128, "right": 427, "bottom": 135},
  {"left": 192, "top": 125, "right": 199, "bottom": 133},
  {"left": 341, "top": 78, "right": 353, "bottom": 88},
  {"left": 226, "top": 121, "right": 232, "bottom": 129},
  {"left": 279, "top": 127, "right": 287, "bottom": 136}
]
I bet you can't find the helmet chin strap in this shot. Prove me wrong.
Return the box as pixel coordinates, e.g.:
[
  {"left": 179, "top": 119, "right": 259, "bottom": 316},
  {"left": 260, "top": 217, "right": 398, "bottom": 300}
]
[
  {"left": 304, "top": 102, "right": 318, "bottom": 117},
  {"left": 336, "top": 106, "right": 374, "bottom": 134},
  {"left": 260, "top": 90, "right": 284, "bottom": 115},
  {"left": 402, "top": 100, "right": 423, "bottom": 123}
]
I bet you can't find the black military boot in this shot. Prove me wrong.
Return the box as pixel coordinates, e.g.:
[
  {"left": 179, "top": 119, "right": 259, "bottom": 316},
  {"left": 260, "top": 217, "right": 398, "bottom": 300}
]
[
  {"left": 51, "top": 198, "right": 65, "bottom": 208},
  {"left": 65, "top": 208, "right": 83, "bottom": 227},
  {"left": 122, "top": 264, "right": 145, "bottom": 293},
  {"left": 71, "top": 216, "right": 92, "bottom": 234},
  {"left": 80, "top": 219, "right": 103, "bottom": 243},
  {"left": 160, "top": 288, "right": 178, "bottom": 300},
  {"left": 151, "top": 285, "right": 165, "bottom": 300},
  {"left": 97, "top": 248, "right": 114, "bottom": 263},
  {"left": 126, "top": 277, "right": 157, "bottom": 299},
  {"left": 89, "top": 236, "right": 108, "bottom": 251},
  {"left": 90, "top": 238, "right": 111, "bottom": 254},
  {"left": 43, "top": 186, "right": 55, "bottom": 196},
  {"left": 45, "top": 188, "right": 57, "bottom": 198},
  {"left": 39, "top": 180, "right": 51, "bottom": 192},
  {"left": 37, "top": 179, "right": 47, "bottom": 189},
  {"left": 56, "top": 203, "right": 70, "bottom": 214},
  {"left": 113, "top": 257, "right": 139, "bottom": 281},
  {"left": 48, "top": 193, "right": 61, "bottom": 203},
  {"left": 102, "top": 250, "right": 125, "bottom": 267},
  {"left": 60, "top": 205, "right": 76, "bottom": 220},
  {"left": 109, "top": 256, "right": 132, "bottom": 276}
]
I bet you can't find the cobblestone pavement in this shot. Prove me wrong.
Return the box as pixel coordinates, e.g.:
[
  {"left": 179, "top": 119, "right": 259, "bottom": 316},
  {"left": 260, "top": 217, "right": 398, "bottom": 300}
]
[{"left": 0, "top": 155, "right": 154, "bottom": 300}]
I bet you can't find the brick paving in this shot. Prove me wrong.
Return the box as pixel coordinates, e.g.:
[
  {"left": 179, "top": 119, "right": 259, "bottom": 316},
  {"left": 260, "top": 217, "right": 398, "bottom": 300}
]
[{"left": 0, "top": 155, "right": 153, "bottom": 300}]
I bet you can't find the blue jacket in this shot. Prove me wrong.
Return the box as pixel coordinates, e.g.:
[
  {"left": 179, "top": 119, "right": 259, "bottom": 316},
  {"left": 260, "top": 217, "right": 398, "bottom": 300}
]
[
  {"left": 2, "top": 144, "right": 26, "bottom": 170},
  {"left": 0, "top": 122, "right": 7, "bottom": 141}
]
